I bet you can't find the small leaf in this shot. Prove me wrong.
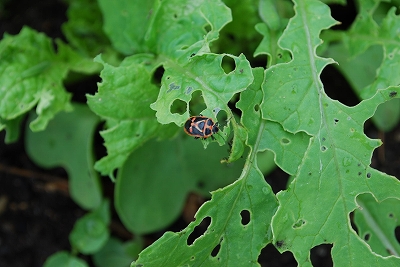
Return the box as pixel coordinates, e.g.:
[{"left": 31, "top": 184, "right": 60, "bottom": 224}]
[
  {"left": 93, "top": 237, "right": 140, "bottom": 267},
  {"left": 43, "top": 251, "right": 88, "bottom": 267},
  {"left": 69, "top": 200, "right": 110, "bottom": 254}
]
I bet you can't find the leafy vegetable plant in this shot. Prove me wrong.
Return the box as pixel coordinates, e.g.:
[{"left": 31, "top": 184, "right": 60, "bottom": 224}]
[{"left": 1, "top": 0, "right": 399, "bottom": 266}]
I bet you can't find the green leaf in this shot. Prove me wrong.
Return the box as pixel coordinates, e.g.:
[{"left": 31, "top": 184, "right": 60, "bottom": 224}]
[
  {"left": 254, "top": 0, "right": 292, "bottom": 66},
  {"left": 69, "top": 199, "right": 111, "bottom": 254},
  {"left": 150, "top": 53, "right": 253, "bottom": 127},
  {"left": 62, "top": 0, "right": 112, "bottom": 58},
  {"left": 337, "top": 3, "right": 400, "bottom": 131},
  {"left": 326, "top": 43, "right": 400, "bottom": 131},
  {"left": 115, "top": 137, "right": 243, "bottom": 234},
  {"left": 93, "top": 237, "right": 141, "bottom": 267},
  {"left": 97, "top": 0, "right": 155, "bottom": 55},
  {"left": 25, "top": 103, "right": 102, "bottom": 210},
  {"left": 87, "top": 55, "right": 174, "bottom": 176},
  {"left": 0, "top": 114, "right": 24, "bottom": 143},
  {"left": 0, "top": 27, "right": 73, "bottom": 132},
  {"left": 271, "top": 88, "right": 400, "bottom": 265},
  {"left": 354, "top": 193, "right": 400, "bottom": 257},
  {"left": 237, "top": 68, "right": 310, "bottom": 175},
  {"left": 133, "top": 165, "right": 277, "bottom": 266},
  {"left": 261, "top": 0, "right": 338, "bottom": 135},
  {"left": 258, "top": 1, "right": 400, "bottom": 265},
  {"left": 215, "top": 0, "right": 261, "bottom": 56},
  {"left": 43, "top": 251, "right": 89, "bottom": 267},
  {"left": 144, "top": 0, "right": 232, "bottom": 57}
]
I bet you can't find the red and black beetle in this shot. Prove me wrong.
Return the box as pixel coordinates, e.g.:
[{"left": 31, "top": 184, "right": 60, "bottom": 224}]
[{"left": 183, "top": 115, "right": 219, "bottom": 140}]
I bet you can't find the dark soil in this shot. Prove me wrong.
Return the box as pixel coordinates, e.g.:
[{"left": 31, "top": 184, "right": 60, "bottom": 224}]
[{"left": 0, "top": 1, "right": 399, "bottom": 267}]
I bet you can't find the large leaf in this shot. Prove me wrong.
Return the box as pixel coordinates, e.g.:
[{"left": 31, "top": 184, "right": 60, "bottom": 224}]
[
  {"left": 115, "top": 137, "right": 243, "bottom": 234},
  {"left": 256, "top": 0, "right": 400, "bottom": 265},
  {"left": 25, "top": 103, "right": 102, "bottom": 210}
]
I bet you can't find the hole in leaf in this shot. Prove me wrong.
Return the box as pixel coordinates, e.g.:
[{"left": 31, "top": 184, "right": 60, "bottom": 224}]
[
  {"left": 275, "top": 240, "right": 285, "bottom": 248},
  {"left": 259, "top": 243, "right": 296, "bottom": 267},
  {"left": 389, "top": 91, "right": 397, "bottom": 98},
  {"left": 310, "top": 244, "right": 333, "bottom": 267},
  {"left": 240, "top": 210, "right": 250, "bottom": 226},
  {"left": 321, "top": 146, "right": 327, "bottom": 152},
  {"left": 188, "top": 90, "right": 206, "bottom": 115},
  {"left": 187, "top": 216, "right": 211, "bottom": 246},
  {"left": 321, "top": 64, "right": 360, "bottom": 107},
  {"left": 281, "top": 138, "right": 290, "bottom": 144},
  {"left": 211, "top": 240, "right": 221, "bottom": 257},
  {"left": 170, "top": 99, "right": 186, "bottom": 115},
  {"left": 204, "top": 24, "right": 211, "bottom": 33},
  {"left": 221, "top": 55, "right": 236, "bottom": 74},
  {"left": 254, "top": 104, "right": 260, "bottom": 112},
  {"left": 366, "top": 172, "right": 371, "bottom": 178},
  {"left": 395, "top": 226, "right": 400, "bottom": 244},
  {"left": 334, "top": 118, "right": 339, "bottom": 125},
  {"left": 151, "top": 65, "right": 164, "bottom": 86},
  {"left": 364, "top": 233, "right": 370, "bottom": 241},
  {"left": 292, "top": 219, "right": 306, "bottom": 229},
  {"left": 251, "top": 54, "right": 267, "bottom": 68},
  {"left": 349, "top": 210, "right": 358, "bottom": 235},
  {"left": 329, "top": 0, "right": 357, "bottom": 30},
  {"left": 216, "top": 110, "right": 228, "bottom": 126}
]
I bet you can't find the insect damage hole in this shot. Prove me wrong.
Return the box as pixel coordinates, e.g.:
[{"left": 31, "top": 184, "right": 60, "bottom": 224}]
[
  {"left": 170, "top": 99, "right": 186, "bottom": 115},
  {"left": 187, "top": 216, "right": 211, "bottom": 246},
  {"left": 188, "top": 90, "right": 206, "bottom": 115},
  {"left": 211, "top": 238, "right": 222, "bottom": 257},
  {"left": 221, "top": 55, "right": 236, "bottom": 74},
  {"left": 240, "top": 210, "right": 251, "bottom": 226},
  {"left": 151, "top": 65, "right": 165, "bottom": 86},
  {"left": 310, "top": 244, "right": 333, "bottom": 267}
]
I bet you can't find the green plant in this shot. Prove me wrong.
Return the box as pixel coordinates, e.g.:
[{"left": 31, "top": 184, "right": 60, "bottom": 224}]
[{"left": 1, "top": 0, "right": 399, "bottom": 266}]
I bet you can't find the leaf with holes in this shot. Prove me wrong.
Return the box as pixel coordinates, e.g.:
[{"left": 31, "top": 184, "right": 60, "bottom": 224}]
[
  {"left": 132, "top": 164, "right": 277, "bottom": 266},
  {"left": 353, "top": 193, "right": 400, "bottom": 257},
  {"left": 98, "top": 0, "right": 231, "bottom": 57},
  {"left": 115, "top": 137, "right": 243, "bottom": 234},
  {"left": 257, "top": 0, "right": 400, "bottom": 265},
  {"left": 329, "top": 3, "right": 400, "bottom": 131},
  {"left": 237, "top": 67, "right": 310, "bottom": 175},
  {"left": 150, "top": 53, "right": 253, "bottom": 127}
]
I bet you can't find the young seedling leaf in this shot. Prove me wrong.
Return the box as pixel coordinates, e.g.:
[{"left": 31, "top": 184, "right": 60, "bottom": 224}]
[
  {"left": 43, "top": 251, "right": 89, "bottom": 267},
  {"left": 69, "top": 199, "right": 110, "bottom": 254}
]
